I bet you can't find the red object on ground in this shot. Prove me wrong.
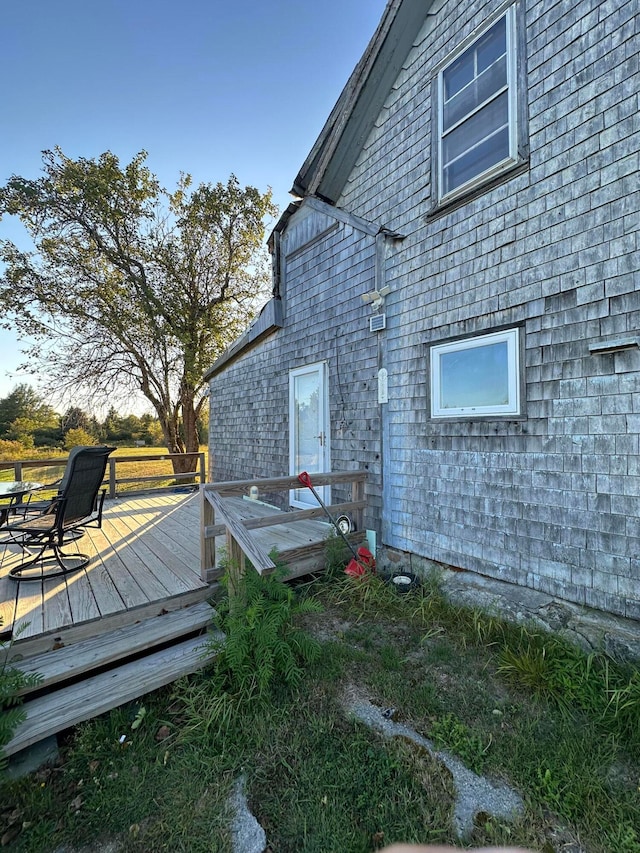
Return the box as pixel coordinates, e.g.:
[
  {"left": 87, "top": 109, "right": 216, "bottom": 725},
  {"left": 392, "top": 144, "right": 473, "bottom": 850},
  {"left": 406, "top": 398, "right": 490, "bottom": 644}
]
[
  {"left": 345, "top": 559, "right": 366, "bottom": 577},
  {"left": 345, "top": 546, "right": 375, "bottom": 578},
  {"left": 357, "top": 546, "right": 375, "bottom": 568}
]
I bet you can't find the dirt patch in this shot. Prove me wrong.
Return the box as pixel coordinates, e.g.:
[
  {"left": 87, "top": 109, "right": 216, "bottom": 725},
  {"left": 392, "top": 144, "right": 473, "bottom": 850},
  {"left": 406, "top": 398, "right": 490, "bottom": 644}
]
[{"left": 301, "top": 607, "right": 353, "bottom": 643}]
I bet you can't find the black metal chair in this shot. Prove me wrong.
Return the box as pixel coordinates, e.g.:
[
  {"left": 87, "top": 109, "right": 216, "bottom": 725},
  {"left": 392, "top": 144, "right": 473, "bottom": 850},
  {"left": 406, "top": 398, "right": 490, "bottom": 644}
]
[
  {"left": 5, "top": 446, "right": 115, "bottom": 581},
  {"left": 13, "top": 445, "right": 87, "bottom": 518}
]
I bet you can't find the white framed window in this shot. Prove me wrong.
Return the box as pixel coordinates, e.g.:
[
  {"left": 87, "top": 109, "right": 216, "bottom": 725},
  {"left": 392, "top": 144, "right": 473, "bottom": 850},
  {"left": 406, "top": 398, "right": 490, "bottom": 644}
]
[
  {"left": 430, "top": 328, "right": 521, "bottom": 418},
  {"left": 437, "top": 5, "right": 520, "bottom": 203}
]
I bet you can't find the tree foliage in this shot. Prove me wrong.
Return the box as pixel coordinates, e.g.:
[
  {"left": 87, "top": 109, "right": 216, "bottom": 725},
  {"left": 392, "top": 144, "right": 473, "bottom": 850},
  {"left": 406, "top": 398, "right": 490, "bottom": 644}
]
[
  {"left": 0, "top": 383, "right": 57, "bottom": 436},
  {"left": 0, "top": 149, "right": 276, "bottom": 471},
  {"left": 63, "top": 427, "right": 97, "bottom": 450},
  {"left": 0, "top": 385, "right": 175, "bottom": 453},
  {"left": 60, "top": 406, "right": 91, "bottom": 434}
]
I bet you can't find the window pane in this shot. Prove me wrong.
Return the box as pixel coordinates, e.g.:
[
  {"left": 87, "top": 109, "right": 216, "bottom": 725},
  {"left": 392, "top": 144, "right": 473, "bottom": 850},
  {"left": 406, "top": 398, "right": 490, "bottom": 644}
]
[
  {"left": 476, "top": 17, "right": 506, "bottom": 73},
  {"left": 444, "top": 50, "right": 475, "bottom": 100},
  {"left": 443, "top": 55, "right": 507, "bottom": 131},
  {"left": 443, "top": 91, "right": 508, "bottom": 161},
  {"left": 293, "top": 374, "right": 319, "bottom": 469},
  {"left": 439, "top": 341, "right": 509, "bottom": 409},
  {"left": 443, "top": 126, "right": 510, "bottom": 194},
  {"left": 443, "top": 16, "right": 506, "bottom": 102}
]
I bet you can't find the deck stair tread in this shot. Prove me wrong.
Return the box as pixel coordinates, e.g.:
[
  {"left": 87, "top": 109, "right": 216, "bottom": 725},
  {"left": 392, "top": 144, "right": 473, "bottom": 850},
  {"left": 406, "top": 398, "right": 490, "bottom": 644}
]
[
  {"left": 5, "top": 631, "right": 221, "bottom": 758},
  {"left": 6, "top": 584, "right": 214, "bottom": 661},
  {"left": 13, "top": 601, "right": 216, "bottom": 694}
]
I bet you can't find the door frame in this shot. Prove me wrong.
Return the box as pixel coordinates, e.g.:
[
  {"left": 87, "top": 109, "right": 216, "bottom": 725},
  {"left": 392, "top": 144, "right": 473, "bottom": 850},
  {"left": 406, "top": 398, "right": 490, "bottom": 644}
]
[{"left": 289, "top": 361, "right": 331, "bottom": 508}]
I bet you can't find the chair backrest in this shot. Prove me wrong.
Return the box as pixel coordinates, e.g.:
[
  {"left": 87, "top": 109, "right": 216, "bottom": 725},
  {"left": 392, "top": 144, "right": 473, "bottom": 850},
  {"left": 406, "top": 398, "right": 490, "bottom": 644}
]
[
  {"left": 58, "top": 444, "right": 90, "bottom": 492},
  {"left": 57, "top": 446, "right": 116, "bottom": 527}
]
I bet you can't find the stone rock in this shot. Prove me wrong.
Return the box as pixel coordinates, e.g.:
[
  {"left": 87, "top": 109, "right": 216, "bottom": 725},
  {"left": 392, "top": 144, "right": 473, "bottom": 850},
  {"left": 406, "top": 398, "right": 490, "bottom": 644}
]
[
  {"left": 344, "top": 689, "right": 523, "bottom": 840},
  {"left": 230, "top": 776, "right": 267, "bottom": 853}
]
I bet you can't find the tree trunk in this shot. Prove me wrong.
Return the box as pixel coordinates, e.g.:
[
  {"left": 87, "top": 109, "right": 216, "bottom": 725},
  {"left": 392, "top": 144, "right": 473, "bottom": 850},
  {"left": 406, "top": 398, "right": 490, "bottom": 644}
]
[
  {"left": 169, "top": 394, "right": 200, "bottom": 477},
  {"left": 155, "top": 401, "right": 199, "bottom": 477}
]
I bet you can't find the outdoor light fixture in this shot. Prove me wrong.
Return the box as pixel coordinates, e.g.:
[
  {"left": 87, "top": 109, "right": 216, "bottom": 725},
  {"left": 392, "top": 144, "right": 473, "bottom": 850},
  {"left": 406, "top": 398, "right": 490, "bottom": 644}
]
[{"left": 361, "top": 285, "right": 391, "bottom": 310}]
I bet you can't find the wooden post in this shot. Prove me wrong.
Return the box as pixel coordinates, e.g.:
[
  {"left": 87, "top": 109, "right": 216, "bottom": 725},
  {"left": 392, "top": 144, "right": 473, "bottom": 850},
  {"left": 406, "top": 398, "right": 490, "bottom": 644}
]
[
  {"left": 353, "top": 476, "right": 364, "bottom": 533},
  {"left": 200, "top": 486, "right": 216, "bottom": 582},
  {"left": 198, "top": 452, "right": 206, "bottom": 486},
  {"left": 109, "top": 458, "right": 117, "bottom": 499},
  {"left": 226, "top": 532, "right": 246, "bottom": 617},
  {"left": 15, "top": 462, "right": 23, "bottom": 480}
]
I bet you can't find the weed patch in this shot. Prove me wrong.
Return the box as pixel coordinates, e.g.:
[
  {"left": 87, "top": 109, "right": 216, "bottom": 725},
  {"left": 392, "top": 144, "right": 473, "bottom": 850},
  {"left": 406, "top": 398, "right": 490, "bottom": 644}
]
[
  {"left": 1, "top": 623, "right": 43, "bottom": 772},
  {"left": 429, "top": 712, "right": 491, "bottom": 775}
]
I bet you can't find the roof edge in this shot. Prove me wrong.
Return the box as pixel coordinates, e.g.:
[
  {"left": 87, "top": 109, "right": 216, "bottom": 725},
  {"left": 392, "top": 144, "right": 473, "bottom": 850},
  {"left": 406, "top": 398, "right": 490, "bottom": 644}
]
[
  {"left": 204, "top": 298, "right": 284, "bottom": 380},
  {"left": 291, "top": 0, "right": 404, "bottom": 200}
]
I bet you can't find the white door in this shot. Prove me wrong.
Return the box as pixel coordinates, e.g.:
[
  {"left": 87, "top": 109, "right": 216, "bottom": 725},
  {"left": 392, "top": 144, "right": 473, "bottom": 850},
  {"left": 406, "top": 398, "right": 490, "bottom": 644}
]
[{"left": 289, "top": 362, "right": 330, "bottom": 508}]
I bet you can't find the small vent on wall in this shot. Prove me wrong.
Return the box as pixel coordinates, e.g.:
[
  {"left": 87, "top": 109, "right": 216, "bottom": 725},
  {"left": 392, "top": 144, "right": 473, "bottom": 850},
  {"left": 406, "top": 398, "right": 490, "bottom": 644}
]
[{"left": 370, "top": 314, "right": 386, "bottom": 332}]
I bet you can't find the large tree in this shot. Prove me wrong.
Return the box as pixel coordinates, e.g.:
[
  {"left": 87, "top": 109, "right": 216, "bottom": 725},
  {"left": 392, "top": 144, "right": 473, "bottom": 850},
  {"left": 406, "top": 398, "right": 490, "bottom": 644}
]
[
  {"left": 0, "top": 384, "right": 58, "bottom": 437},
  {"left": 0, "top": 149, "right": 276, "bottom": 472}
]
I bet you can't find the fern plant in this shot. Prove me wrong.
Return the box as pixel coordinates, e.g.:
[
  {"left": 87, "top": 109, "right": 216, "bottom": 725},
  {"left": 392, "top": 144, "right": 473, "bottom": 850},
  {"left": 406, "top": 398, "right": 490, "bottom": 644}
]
[
  {"left": 210, "top": 558, "right": 323, "bottom": 699},
  {"left": 1, "top": 620, "right": 43, "bottom": 771}
]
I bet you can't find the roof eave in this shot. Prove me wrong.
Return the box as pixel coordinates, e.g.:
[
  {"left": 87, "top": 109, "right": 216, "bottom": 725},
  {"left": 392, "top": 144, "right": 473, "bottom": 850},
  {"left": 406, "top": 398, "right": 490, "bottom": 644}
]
[{"left": 293, "top": 0, "right": 432, "bottom": 204}]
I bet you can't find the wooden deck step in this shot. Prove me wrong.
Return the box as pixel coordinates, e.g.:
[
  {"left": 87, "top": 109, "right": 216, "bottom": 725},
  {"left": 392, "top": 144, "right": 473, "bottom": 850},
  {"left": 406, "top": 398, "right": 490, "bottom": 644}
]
[
  {"left": 14, "top": 601, "right": 216, "bottom": 695},
  {"left": 7, "top": 584, "right": 215, "bottom": 662},
  {"left": 5, "top": 632, "right": 221, "bottom": 757}
]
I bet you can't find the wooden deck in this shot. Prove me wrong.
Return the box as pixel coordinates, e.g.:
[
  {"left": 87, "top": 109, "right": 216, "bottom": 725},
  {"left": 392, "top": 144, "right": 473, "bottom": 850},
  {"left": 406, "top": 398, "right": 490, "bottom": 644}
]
[
  {"left": 1, "top": 492, "right": 209, "bottom": 651},
  {"left": 1, "top": 489, "right": 336, "bottom": 758},
  {"left": 1, "top": 490, "right": 334, "bottom": 652}
]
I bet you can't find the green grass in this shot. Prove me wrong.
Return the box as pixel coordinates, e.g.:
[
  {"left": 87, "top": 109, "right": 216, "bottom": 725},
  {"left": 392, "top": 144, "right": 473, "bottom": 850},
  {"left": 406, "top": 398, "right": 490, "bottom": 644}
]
[{"left": 1, "top": 569, "right": 639, "bottom": 852}]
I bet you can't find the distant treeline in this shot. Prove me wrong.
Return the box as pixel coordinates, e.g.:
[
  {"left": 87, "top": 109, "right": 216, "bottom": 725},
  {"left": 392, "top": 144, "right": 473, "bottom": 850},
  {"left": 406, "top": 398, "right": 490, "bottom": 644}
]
[{"left": 0, "top": 384, "right": 207, "bottom": 457}]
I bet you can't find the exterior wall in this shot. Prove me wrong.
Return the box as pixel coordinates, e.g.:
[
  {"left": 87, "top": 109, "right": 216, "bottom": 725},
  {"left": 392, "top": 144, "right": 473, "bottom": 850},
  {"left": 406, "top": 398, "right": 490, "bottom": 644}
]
[
  {"left": 335, "top": 0, "right": 640, "bottom": 618},
  {"left": 209, "top": 204, "right": 384, "bottom": 526}
]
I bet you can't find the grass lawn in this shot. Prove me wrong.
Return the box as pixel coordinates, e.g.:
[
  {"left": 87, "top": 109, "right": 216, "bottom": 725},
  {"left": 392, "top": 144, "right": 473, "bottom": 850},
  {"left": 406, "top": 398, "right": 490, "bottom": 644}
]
[{"left": 1, "top": 558, "right": 639, "bottom": 852}]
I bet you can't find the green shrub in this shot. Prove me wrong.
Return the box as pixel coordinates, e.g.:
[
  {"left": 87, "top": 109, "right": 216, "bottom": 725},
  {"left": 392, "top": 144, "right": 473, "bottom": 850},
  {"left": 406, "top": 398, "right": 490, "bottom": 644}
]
[{"left": 210, "top": 561, "right": 323, "bottom": 699}]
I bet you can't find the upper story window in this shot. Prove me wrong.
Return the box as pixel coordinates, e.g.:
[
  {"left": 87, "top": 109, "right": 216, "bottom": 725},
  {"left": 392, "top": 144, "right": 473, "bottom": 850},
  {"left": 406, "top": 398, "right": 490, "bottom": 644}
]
[{"left": 436, "top": 5, "right": 522, "bottom": 204}]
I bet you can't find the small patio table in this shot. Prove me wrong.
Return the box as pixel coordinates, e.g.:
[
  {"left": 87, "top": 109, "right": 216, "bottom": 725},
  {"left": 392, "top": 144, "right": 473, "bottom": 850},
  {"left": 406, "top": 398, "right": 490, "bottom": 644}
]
[{"left": 0, "top": 481, "right": 42, "bottom": 527}]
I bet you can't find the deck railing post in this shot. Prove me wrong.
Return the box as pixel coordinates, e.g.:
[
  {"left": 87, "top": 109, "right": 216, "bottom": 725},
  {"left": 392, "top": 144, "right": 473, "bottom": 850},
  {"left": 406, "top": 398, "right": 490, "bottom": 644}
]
[
  {"left": 200, "top": 486, "right": 216, "bottom": 582},
  {"left": 109, "top": 458, "right": 117, "bottom": 499},
  {"left": 227, "top": 533, "right": 246, "bottom": 616},
  {"left": 15, "top": 462, "right": 23, "bottom": 480},
  {"left": 198, "top": 452, "right": 206, "bottom": 486},
  {"left": 353, "top": 475, "right": 364, "bottom": 533}
]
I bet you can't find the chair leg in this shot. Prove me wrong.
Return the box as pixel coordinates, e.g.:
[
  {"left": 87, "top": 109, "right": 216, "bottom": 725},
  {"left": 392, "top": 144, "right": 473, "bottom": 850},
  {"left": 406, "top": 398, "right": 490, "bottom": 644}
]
[
  {"left": 52, "top": 544, "right": 90, "bottom": 576},
  {"left": 8, "top": 540, "right": 90, "bottom": 581}
]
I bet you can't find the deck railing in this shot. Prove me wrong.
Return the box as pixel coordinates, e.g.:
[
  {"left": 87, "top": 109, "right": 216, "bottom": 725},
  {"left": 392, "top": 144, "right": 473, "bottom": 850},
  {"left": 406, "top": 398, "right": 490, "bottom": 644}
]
[
  {"left": 105, "top": 452, "right": 206, "bottom": 498},
  {"left": 200, "top": 471, "right": 367, "bottom": 585},
  {"left": 0, "top": 451, "right": 206, "bottom": 498}
]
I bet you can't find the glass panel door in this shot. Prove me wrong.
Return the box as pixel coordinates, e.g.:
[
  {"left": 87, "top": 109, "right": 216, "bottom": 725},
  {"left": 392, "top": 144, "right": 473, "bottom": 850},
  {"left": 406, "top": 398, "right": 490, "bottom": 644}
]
[{"left": 289, "top": 362, "right": 330, "bottom": 508}]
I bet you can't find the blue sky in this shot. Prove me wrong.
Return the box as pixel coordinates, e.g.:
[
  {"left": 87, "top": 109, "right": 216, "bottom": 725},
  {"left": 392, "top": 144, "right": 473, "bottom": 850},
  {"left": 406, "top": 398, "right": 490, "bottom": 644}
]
[{"left": 0, "top": 0, "right": 387, "bottom": 405}]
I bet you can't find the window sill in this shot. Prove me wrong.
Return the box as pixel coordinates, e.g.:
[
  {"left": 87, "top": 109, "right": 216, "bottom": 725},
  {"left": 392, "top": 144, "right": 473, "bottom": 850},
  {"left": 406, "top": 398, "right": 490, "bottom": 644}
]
[
  {"left": 425, "top": 159, "right": 529, "bottom": 223},
  {"left": 429, "top": 414, "right": 527, "bottom": 423}
]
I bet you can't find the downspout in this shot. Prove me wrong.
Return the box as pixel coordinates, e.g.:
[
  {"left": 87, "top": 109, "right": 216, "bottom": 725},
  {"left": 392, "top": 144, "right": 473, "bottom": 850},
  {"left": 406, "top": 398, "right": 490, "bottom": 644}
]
[
  {"left": 377, "top": 232, "right": 390, "bottom": 549},
  {"left": 376, "top": 228, "right": 404, "bottom": 550},
  {"left": 271, "top": 229, "right": 281, "bottom": 300}
]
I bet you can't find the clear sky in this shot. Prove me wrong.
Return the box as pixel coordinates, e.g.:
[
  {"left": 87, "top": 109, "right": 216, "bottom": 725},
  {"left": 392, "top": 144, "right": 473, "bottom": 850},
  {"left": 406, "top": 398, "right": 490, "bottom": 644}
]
[{"left": 0, "top": 0, "right": 388, "bottom": 408}]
